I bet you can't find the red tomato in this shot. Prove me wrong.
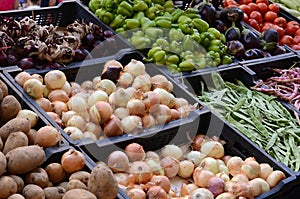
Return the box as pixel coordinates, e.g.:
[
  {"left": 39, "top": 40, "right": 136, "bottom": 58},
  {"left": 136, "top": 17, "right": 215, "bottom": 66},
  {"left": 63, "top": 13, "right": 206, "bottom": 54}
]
[
  {"left": 273, "top": 17, "right": 287, "bottom": 29},
  {"left": 257, "top": 3, "right": 269, "bottom": 15},
  {"left": 294, "top": 36, "right": 300, "bottom": 44},
  {"left": 264, "top": 11, "right": 278, "bottom": 22},
  {"left": 295, "top": 29, "right": 300, "bottom": 36},
  {"left": 280, "top": 35, "right": 295, "bottom": 46},
  {"left": 243, "top": 13, "right": 249, "bottom": 22},
  {"left": 250, "top": 11, "right": 263, "bottom": 24},
  {"left": 240, "top": 0, "right": 252, "bottom": 5},
  {"left": 273, "top": 25, "right": 285, "bottom": 39},
  {"left": 224, "top": 0, "right": 239, "bottom": 7},
  {"left": 268, "top": 3, "right": 280, "bottom": 14},
  {"left": 261, "top": 22, "right": 274, "bottom": 32},
  {"left": 248, "top": 3, "right": 260, "bottom": 12},
  {"left": 292, "top": 44, "right": 300, "bottom": 50},
  {"left": 256, "top": 0, "right": 269, "bottom": 5},
  {"left": 286, "top": 21, "right": 300, "bottom": 36},
  {"left": 248, "top": 18, "right": 261, "bottom": 31},
  {"left": 239, "top": 4, "right": 251, "bottom": 15}
]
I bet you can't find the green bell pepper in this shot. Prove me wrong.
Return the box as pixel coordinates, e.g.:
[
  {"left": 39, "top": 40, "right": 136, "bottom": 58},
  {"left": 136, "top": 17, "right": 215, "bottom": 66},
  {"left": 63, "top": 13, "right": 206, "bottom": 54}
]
[
  {"left": 152, "top": 38, "right": 169, "bottom": 51},
  {"left": 146, "top": 6, "right": 159, "bottom": 20},
  {"left": 153, "top": 50, "right": 167, "bottom": 64},
  {"left": 164, "top": 0, "right": 174, "bottom": 13},
  {"left": 191, "top": 30, "right": 201, "bottom": 43},
  {"left": 168, "top": 28, "right": 184, "bottom": 41},
  {"left": 183, "top": 35, "right": 196, "bottom": 51},
  {"left": 95, "top": 9, "right": 114, "bottom": 24},
  {"left": 221, "top": 55, "right": 233, "bottom": 65},
  {"left": 147, "top": 46, "right": 163, "bottom": 58},
  {"left": 177, "top": 15, "right": 192, "bottom": 24},
  {"left": 169, "top": 40, "right": 183, "bottom": 55},
  {"left": 133, "top": 0, "right": 148, "bottom": 11},
  {"left": 152, "top": 0, "right": 165, "bottom": 5},
  {"left": 207, "top": 28, "right": 222, "bottom": 40},
  {"left": 140, "top": 17, "right": 156, "bottom": 28},
  {"left": 171, "top": 8, "right": 184, "bottom": 23},
  {"left": 117, "top": 1, "right": 133, "bottom": 17},
  {"left": 178, "top": 23, "right": 194, "bottom": 34},
  {"left": 179, "top": 59, "right": 195, "bottom": 71},
  {"left": 125, "top": 18, "right": 140, "bottom": 29},
  {"left": 192, "top": 18, "right": 209, "bottom": 33},
  {"left": 166, "top": 54, "right": 180, "bottom": 66},
  {"left": 144, "top": 27, "right": 164, "bottom": 41},
  {"left": 110, "top": 14, "right": 125, "bottom": 29},
  {"left": 134, "top": 11, "right": 145, "bottom": 20}
]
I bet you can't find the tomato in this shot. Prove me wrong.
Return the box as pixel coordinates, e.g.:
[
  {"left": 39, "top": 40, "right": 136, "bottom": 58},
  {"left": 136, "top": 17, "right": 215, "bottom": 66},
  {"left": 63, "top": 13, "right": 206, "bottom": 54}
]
[
  {"left": 286, "top": 21, "right": 300, "bottom": 36},
  {"left": 268, "top": 3, "right": 280, "bottom": 14},
  {"left": 273, "top": 25, "right": 285, "bottom": 39},
  {"left": 248, "top": 18, "right": 261, "bottom": 32},
  {"left": 273, "top": 17, "right": 287, "bottom": 29},
  {"left": 292, "top": 44, "right": 300, "bottom": 50},
  {"left": 261, "top": 22, "right": 274, "bottom": 32},
  {"left": 293, "top": 36, "right": 300, "bottom": 44},
  {"left": 256, "top": 0, "right": 269, "bottom": 5},
  {"left": 257, "top": 3, "right": 269, "bottom": 15},
  {"left": 249, "top": 11, "right": 263, "bottom": 24},
  {"left": 243, "top": 13, "right": 249, "bottom": 22},
  {"left": 223, "top": 0, "right": 239, "bottom": 7},
  {"left": 248, "top": 3, "right": 260, "bottom": 12},
  {"left": 239, "top": 0, "right": 252, "bottom": 5},
  {"left": 279, "top": 35, "right": 295, "bottom": 46},
  {"left": 264, "top": 11, "right": 278, "bottom": 23},
  {"left": 295, "top": 29, "right": 300, "bottom": 36},
  {"left": 239, "top": 4, "right": 251, "bottom": 15}
]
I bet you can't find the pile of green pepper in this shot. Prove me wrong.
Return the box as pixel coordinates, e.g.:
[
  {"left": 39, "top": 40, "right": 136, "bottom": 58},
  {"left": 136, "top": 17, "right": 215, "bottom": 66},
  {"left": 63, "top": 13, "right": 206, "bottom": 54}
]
[
  {"left": 198, "top": 73, "right": 300, "bottom": 172},
  {"left": 88, "top": 0, "right": 233, "bottom": 72}
]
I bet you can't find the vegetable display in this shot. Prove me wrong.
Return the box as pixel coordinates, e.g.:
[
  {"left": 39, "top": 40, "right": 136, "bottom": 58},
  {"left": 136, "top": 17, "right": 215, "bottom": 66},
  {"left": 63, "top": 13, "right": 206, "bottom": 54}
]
[
  {"left": 103, "top": 138, "right": 286, "bottom": 198},
  {"left": 198, "top": 74, "right": 300, "bottom": 171},
  {"left": 272, "top": 0, "right": 300, "bottom": 19}
]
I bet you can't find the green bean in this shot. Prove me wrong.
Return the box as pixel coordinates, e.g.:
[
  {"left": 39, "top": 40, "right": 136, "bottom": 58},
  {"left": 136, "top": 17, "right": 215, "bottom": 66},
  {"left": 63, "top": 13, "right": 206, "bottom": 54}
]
[
  {"left": 233, "top": 98, "right": 246, "bottom": 112},
  {"left": 265, "top": 133, "right": 278, "bottom": 150},
  {"left": 289, "top": 136, "right": 300, "bottom": 171}
]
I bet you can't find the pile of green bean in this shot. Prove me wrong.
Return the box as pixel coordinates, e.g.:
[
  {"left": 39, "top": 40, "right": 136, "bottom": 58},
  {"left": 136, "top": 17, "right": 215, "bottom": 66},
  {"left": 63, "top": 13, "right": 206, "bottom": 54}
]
[{"left": 198, "top": 74, "right": 300, "bottom": 172}]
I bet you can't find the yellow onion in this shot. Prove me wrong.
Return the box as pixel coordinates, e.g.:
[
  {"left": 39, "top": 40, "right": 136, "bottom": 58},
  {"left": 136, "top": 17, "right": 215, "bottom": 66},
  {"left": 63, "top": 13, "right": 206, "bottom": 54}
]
[
  {"left": 103, "top": 115, "right": 123, "bottom": 137},
  {"left": 149, "top": 104, "right": 172, "bottom": 125},
  {"left": 207, "top": 176, "right": 226, "bottom": 197},
  {"left": 200, "top": 157, "right": 219, "bottom": 174},
  {"left": 153, "top": 88, "right": 175, "bottom": 108},
  {"left": 83, "top": 131, "right": 97, "bottom": 141},
  {"left": 127, "top": 99, "right": 146, "bottom": 116},
  {"left": 127, "top": 188, "right": 146, "bottom": 199},
  {"left": 70, "top": 82, "right": 82, "bottom": 96},
  {"left": 141, "top": 114, "right": 156, "bottom": 128},
  {"left": 107, "top": 151, "right": 129, "bottom": 173},
  {"left": 87, "top": 90, "right": 108, "bottom": 107},
  {"left": 129, "top": 161, "right": 153, "bottom": 184},
  {"left": 85, "top": 122, "right": 102, "bottom": 139},
  {"left": 249, "top": 178, "right": 263, "bottom": 197},
  {"left": 193, "top": 167, "right": 214, "bottom": 188},
  {"left": 35, "top": 97, "right": 52, "bottom": 112},
  {"left": 61, "top": 111, "right": 77, "bottom": 125},
  {"left": 226, "top": 181, "right": 253, "bottom": 199},
  {"left": 145, "top": 151, "right": 160, "bottom": 162},
  {"left": 67, "top": 96, "right": 88, "bottom": 113},
  {"left": 132, "top": 74, "right": 151, "bottom": 93},
  {"left": 259, "top": 163, "right": 273, "bottom": 180},
  {"left": 31, "top": 74, "right": 43, "bottom": 83},
  {"left": 109, "top": 88, "right": 131, "bottom": 108},
  {"left": 251, "top": 178, "right": 270, "bottom": 194},
  {"left": 61, "top": 149, "right": 86, "bottom": 173},
  {"left": 114, "top": 172, "right": 130, "bottom": 186},
  {"left": 226, "top": 156, "right": 244, "bottom": 176},
  {"left": 189, "top": 188, "right": 214, "bottom": 199},
  {"left": 178, "top": 160, "right": 194, "bottom": 178},
  {"left": 145, "top": 159, "right": 164, "bottom": 175},
  {"left": 215, "top": 192, "right": 236, "bottom": 199},
  {"left": 52, "top": 101, "right": 68, "bottom": 117},
  {"left": 81, "top": 80, "right": 93, "bottom": 90},
  {"left": 123, "top": 59, "right": 146, "bottom": 77},
  {"left": 96, "top": 79, "right": 116, "bottom": 95},
  {"left": 64, "top": 126, "right": 84, "bottom": 140},
  {"left": 47, "top": 111, "right": 63, "bottom": 127},
  {"left": 17, "top": 109, "right": 38, "bottom": 128},
  {"left": 66, "top": 115, "right": 86, "bottom": 132},
  {"left": 240, "top": 160, "right": 261, "bottom": 180},
  {"left": 151, "top": 74, "right": 173, "bottom": 92},
  {"left": 160, "top": 156, "right": 179, "bottom": 178},
  {"left": 44, "top": 70, "right": 66, "bottom": 90},
  {"left": 125, "top": 143, "right": 145, "bottom": 162},
  {"left": 266, "top": 170, "right": 286, "bottom": 188},
  {"left": 186, "top": 150, "right": 206, "bottom": 166},
  {"left": 216, "top": 172, "right": 230, "bottom": 182},
  {"left": 92, "top": 76, "right": 101, "bottom": 90},
  {"left": 35, "top": 125, "right": 62, "bottom": 147},
  {"left": 143, "top": 91, "right": 160, "bottom": 112},
  {"left": 62, "top": 81, "right": 71, "bottom": 96},
  {"left": 48, "top": 89, "right": 69, "bottom": 103},
  {"left": 117, "top": 72, "right": 134, "bottom": 88},
  {"left": 174, "top": 98, "right": 189, "bottom": 109},
  {"left": 114, "top": 107, "right": 129, "bottom": 120},
  {"left": 181, "top": 183, "right": 198, "bottom": 196},
  {"left": 23, "top": 78, "right": 45, "bottom": 99},
  {"left": 120, "top": 115, "right": 142, "bottom": 134},
  {"left": 161, "top": 144, "right": 183, "bottom": 160},
  {"left": 15, "top": 71, "right": 32, "bottom": 87},
  {"left": 147, "top": 186, "right": 168, "bottom": 199},
  {"left": 89, "top": 101, "right": 113, "bottom": 124},
  {"left": 150, "top": 175, "right": 171, "bottom": 193},
  {"left": 200, "top": 140, "right": 224, "bottom": 159}
]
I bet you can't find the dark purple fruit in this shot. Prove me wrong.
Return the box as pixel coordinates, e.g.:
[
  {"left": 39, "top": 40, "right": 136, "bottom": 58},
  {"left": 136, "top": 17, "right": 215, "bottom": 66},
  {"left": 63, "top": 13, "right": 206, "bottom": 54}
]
[
  {"left": 18, "top": 57, "right": 34, "bottom": 69},
  {"left": 74, "top": 48, "right": 87, "bottom": 61}
]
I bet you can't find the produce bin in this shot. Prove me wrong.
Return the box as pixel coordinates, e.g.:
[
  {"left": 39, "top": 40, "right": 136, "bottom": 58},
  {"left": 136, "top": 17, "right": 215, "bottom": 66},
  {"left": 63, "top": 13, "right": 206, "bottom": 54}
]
[
  {"left": 4, "top": 49, "right": 206, "bottom": 146},
  {"left": 0, "top": 0, "right": 131, "bottom": 68},
  {"left": 78, "top": 110, "right": 298, "bottom": 199}
]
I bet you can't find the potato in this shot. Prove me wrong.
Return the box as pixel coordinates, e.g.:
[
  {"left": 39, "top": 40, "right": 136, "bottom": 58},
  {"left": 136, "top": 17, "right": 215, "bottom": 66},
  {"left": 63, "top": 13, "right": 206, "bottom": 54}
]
[
  {"left": 0, "top": 117, "right": 31, "bottom": 142},
  {"left": 16, "top": 109, "right": 39, "bottom": 128},
  {"left": 27, "top": 129, "right": 37, "bottom": 145},
  {"left": 0, "top": 89, "right": 3, "bottom": 106},
  {"left": 44, "top": 186, "right": 65, "bottom": 199},
  {"left": 3, "top": 131, "right": 29, "bottom": 154},
  {"left": 9, "top": 175, "right": 24, "bottom": 193},
  {"left": 62, "top": 189, "right": 97, "bottom": 199},
  {"left": 6, "top": 145, "right": 45, "bottom": 174},
  {"left": 0, "top": 95, "right": 22, "bottom": 123},
  {"left": 67, "top": 179, "right": 87, "bottom": 191},
  {"left": 22, "top": 184, "right": 45, "bottom": 199},
  {"left": 25, "top": 167, "right": 49, "bottom": 188},
  {"left": 0, "top": 176, "right": 18, "bottom": 199},
  {"left": 58, "top": 182, "right": 68, "bottom": 190},
  {"left": 7, "top": 194, "right": 25, "bottom": 199},
  {"left": 0, "top": 80, "right": 8, "bottom": 97},
  {"left": 45, "top": 163, "right": 67, "bottom": 184},
  {"left": 0, "top": 151, "right": 6, "bottom": 176},
  {"left": 69, "top": 171, "right": 90, "bottom": 186},
  {"left": 87, "top": 165, "right": 118, "bottom": 199},
  {"left": 0, "top": 136, "right": 2, "bottom": 151}
]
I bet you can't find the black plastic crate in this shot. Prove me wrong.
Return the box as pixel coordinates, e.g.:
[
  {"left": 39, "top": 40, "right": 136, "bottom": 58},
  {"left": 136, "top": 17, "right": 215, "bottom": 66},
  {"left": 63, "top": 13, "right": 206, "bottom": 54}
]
[
  {"left": 0, "top": 1, "right": 131, "bottom": 68},
  {"left": 78, "top": 110, "right": 297, "bottom": 199},
  {"left": 4, "top": 49, "right": 205, "bottom": 146},
  {"left": 43, "top": 145, "right": 128, "bottom": 199},
  {"left": 0, "top": 72, "right": 68, "bottom": 147}
]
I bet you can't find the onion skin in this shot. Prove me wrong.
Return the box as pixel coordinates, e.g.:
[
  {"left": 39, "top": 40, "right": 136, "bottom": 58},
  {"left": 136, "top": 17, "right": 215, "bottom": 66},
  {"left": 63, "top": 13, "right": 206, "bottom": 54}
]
[
  {"left": 103, "top": 115, "right": 123, "bottom": 137},
  {"left": 178, "top": 160, "right": 194, "bottom": 179},
  {"left": 123, "top": 59, "right": 146, "bottom": 77},
  {"left": 161, "top": 144, "right": 183, "bottom": 161},
  {"left": 259, "top": 163, "right": 273, "bottom": 180},
  {"left": 125, "top": 143, "right": 145, "bottom": 162},
  {"left": 89, "top": 101, "right": 113, "bottom": 124},
  {"left": 129, "top": 161, "right": 153, "bottom": 184},
  {"left": 127, "top": 99, "right": 146, "bottom": 116},
  {"left": 66, "top": 115, "right": 86, "bottom": 132},
  {"left": 160, "top": 156, "right": 179, "bottom": 178},
  {"left": 127, "top": 188, "right": 146, "bottom": 199},
  {"left": 200, "top": 141, "right": 224, "bottom": 159},
  {"left": 252, "top": 178, "right": 270, "bottom": 194},
  {"left": 150, "top": 175, "right": 171, "bottom": 193},
  {"left": 35, "top": 97, "right": 52, "bottom": 112},
  {"left": 150, "top": 104, "right": 172, "bottom": 125},
  {"left": 114, "top": 172, "right": 130, "bottom": 186},
  {"left": 96, "top": 79, "right": 116, "bottom": 95},
  {"left": 120, "top": 115, "right": 142, "bottom": 134},
  {"left": 181, "top": 183, "right": 198, "bottom": 196},
  {"left": 186, "top": 151, "right": 206, "bottom": 167},
  {"left": 35, "top": 126, "right": 62, "bottom": 147},
  {"left": 193, "top": 167, "right": 214, "bottom": 188},
  {"left": 113, "top": 107, "right": 129, "bottom": 120},
  {"left": 61, "top": 149, "right": 86, "bottom": 173},
  {"left": 266, "top": 170, "right": 286, "bottom": 188},
  {"left": 52, "top": 101, "right": 68, "bottom": 117},
  {"left": 23, "top": 78, "right": 45, "bottom": 99},
  {"left": 226, "top": 156, "right": 244, "bottom": 176},
  {"left": 151, "top": 75, "right": 173, "bottom": 92},
  {"left": 145, "top": 151, "right": 160, "bottom": 162},
  {"left": 67, "top": 96, "right": 88, "bottom": 113},
  {"left": 117, "top": 72, "right": 134, "bottom": 88},
  {"left": 249, "top": 178, "right": 263, "bottom": 196},
  {"left": 240, "top": 160, "right": 261, "bottom": 180},
  {"left": 132, "top": 74, "right": 152, "bottom": 93},
  {"left": 192, "top": 134, "right": 207, "bottom": 151},
  {"left": 143, "top": 91, "right": 160, "bottom": 112},
  {"left": 190, "top": 188, "right": 214, "bottom": 199},
  {"left": 107, "top": 151, "right": 129, "bottom": 173},
  {"left": 45, "top": 70, "right": 67, "bottom": 90},
  {"left": 147, "top": 186, "right": 168, "bottom": 199},
  {"left": 48, "top": 89, "right": 69, "bottom": 103},
  {"left": 200, "top": 157, "right": 219, "bottom": 174},
  {"left": 141, "top": 114, "right": 156, "bottom": 128}
]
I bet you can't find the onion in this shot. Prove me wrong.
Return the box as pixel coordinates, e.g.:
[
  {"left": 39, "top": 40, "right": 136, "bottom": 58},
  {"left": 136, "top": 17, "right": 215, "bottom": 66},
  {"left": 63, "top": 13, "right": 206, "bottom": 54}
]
[
  {"left": 186, "top": 150, "right": 206, "bottom": 166},
  {"left": 218, "top": 164, "right": 229, "bottom": 176},
  {"left": 17, "top": 109, "right": 38, "bottom": 128},
  {"left": 249, "top": 178, "right": 263, "bottom": 196},
  {"left": 207, "top": 176, "right": 225, "bottom": 197},
  {"left": 23, "top": 78, "right": 45, "bottom": 99},
  {"left": 215, "top": 192, "right": 236, "bottom": 199},
  {"left": 151, "top": 75, "right": 173, "bottom": 92},
  {"left": 89, "top": 101, "right": 113, "bottom": 124},
  {"left": 87, "top": 90, "right": 108, "bottom": 107},
  {"left": 31, "top": 74, "right": 43, "bottom": 83},
  {"left": 64, "top": 126, "right": 84, "bottom": 140},
  {"left": 35, "top": 125, "right": 62, "bottom": 147},
  {"left": 226, "top": 181, "right": 254, "bottom": 198},
  {"left": 114, "top": 172, "right": 130, "bottom": 186},
  {"left": 170, "top": 109, "right": 180, "bottom": 121},
  {"left": 120, "top": 115, "right": 142, "bottom": 134},
  {"left": 150, "top": 175, "right": 171, "bottom": 193},
  {"left": 117, "top": 72, "right": 134, "bottom": 88},
  {"left": 149, "top": 104, "right": 172, "bottom": 125},
  {"left": 125, "top": 143, "right": 145, "bottom": 162},
  {"left": 47, "top": 112, "right": 63, "bottom": 127},
  {"left": 174, "top": 98, "right": 189, "bottom": 109},
  {"left": 145, "top": 151, "right": 160, "bottom": 162},
  {"left": 67, "top": 115, "right": 86, "bottom": 132},
  {"left": 200, "top": 140, "right": 224, "bottom": 159},
  {"left": 107, "top": 151, "right": 129, "bottom": 173},
  {"left": 145, "top": 158, "right": 164, "bottom": 175},
  {"left": 101, "top": 60, "right": 123, "bottom": 83},
  {"left": 216, "top": 172, "right": 230, "bottom": 182},
  {"left": 48, "top": 89, "right": 69, "bottom": 103},
  {"left": 35, "top": 97, "right": 52, "bottom": 112},
  {"left": 193, "top": 167, "right": 214, "bottom": 188},
  {"left": 123, "top": 59, "right": 146, "bottom": 77},
  {"left": 92, "top": 76, "right": 101, "bottom": 90},
  {"left": 61, "top": 149, "right": 86, "bottom": 173},
  {"left": 143, "top": 91, "right": 160, "bottom": 112},
  {"left": 192, "top": 134, "right": 208, "bottom": 151},
  {"left": 45, "top": 70, "right": 67, "bottom": 90},
  {"left": 266, "top": 170, "right": 286, "bottom": 188},
  {"left": 52, "top": 101, "right": 68, "bottom": 117},
  {"left": 160, "top": 156, "right": 179, "bottom": 178},
  {"left": 181, "top": 183, "right": 198, "bottom": 196},
  {"left": 153, "top": 88, "right": 175, "bottom": 108},
  {"left": 141, "top": 114, "right": 156, "bottom": 128},
  {"left": 114, "top": 107, "right": 129, "bottom": 120},
  {"left": 161, "top": 144, "right": 183, "bottom": 160},
  {"left": 96, "top": 79, "right": 116, "bottom": 95},
  {"left": 132, "top": 74, "right": 151, "bottom": 93},
  {"left": 126, "top": 87, "right": 136, "bottom": 98},
  {"left": 259, "top": 163, "right": 273, "bottom": 180},
  {"left": 226, "top": 156, "right": 244, "bottom": 176},
  {"left": 103, "top": 115, "right": 123, "bottom": 137},
  {"left": 15, "top": 71, "right": 32, "bottom": 87},
  {"left": 147, "top": 186, "right": 168, "bottom": 199},
  {"left": 81, "top": 80, "right": 93, "bottom": 90},
  {"left": 85, "top": 122, "right": 102, "bottom": 139},
  {"left": 178, "top": 160, "right": 194, "bottom": 178},
  {"left": 251, "top": 178, "right": 270, "bottom": 194},
  {"left": 43, "top": 86, "right": 51, "bottom": 98},
  {"left": 241, "top": 160, "right": 261, "bottom": 180},
  {"left": 62, "top": 81, "right": 71, "bottom": 96},
  {"left": 200, "top": 157, "right": 219, "bottom": 174},
  {"left": 68, "top": 96, "right": 88, "bottom": 113},
  {"left": 74, "top": 91, "right": 90, "bottom": 103},
  {"left": 190, "top": 188, "right": 214, "bottom": 199},
  {"left": 221, "top": 155, "right": 232, "bottom": 165},
  {"left": 83, "top": 131, "right": 97, "bottom": 141},
  {"left": 129, "top": 161, "right": 153, "bottom": 184},
  {"left": 109, "top": 88, "right": 131, "bottom": 107},
  {"left": 127, "top": 99, "right": 146, "bottom": 116},
  {"left": 70, "top": 82, "right": 82, "bottom": 96},
  {"left": 127, "top": 188, "right": 146, "bottom": 199},
  {"left": 62, "top": 111, "right": 77, "bottom": 125}
]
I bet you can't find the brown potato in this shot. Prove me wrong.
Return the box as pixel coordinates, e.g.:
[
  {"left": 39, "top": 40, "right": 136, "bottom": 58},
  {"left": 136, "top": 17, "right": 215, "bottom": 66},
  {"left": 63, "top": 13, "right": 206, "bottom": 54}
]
[
  {"left": 22, "top": 184, "right": 45, "bottom": 199},
  {"left": 67, "top": 179, "right": 87, "bottom": 191},
  {"left": 88, "top": 165, "right": 118, "bottom": 199},
  {"left": 0, "top": 95, "right": 21, "bottom": 123},
  {"left": 6, "top": 145, "right": 45, "bottom": 174},
  {"left": 44, "top": 186, "right": 66, "bottom": 199},
  {"left": 3, "top": 131, "right": 28, "bottom": 154},
  {"left": 9, "top": 175, "right": 24, "bottom": 193},
  {"left": 58, "top": 182, "right": 68, "bottom": 190},
  {"left": 62, "top": 189, "right": 97, "bottom": 199},
  {"left": 0, "top": 151, "right": 6, "bottom": 176},
  {"left": 25, "top": 167, "right": 49, "bottom": 188},
  {"left": 27, "top": 129, "right": 37, "bottom": 145},
  {"left": 0, "top": 136, "right": 2, "bottom": 151},
  {"left": 69, "top": 171, "right": 90, "bottom": 186},
  {"left": 7, "top": 194, "right": 25, "bottom": 199},
  {"left": 0, "top": 176, "right": 18, "bottom": 199},
  {"left": 0, "top": 80, "right": 8, "bottom": 97},
  {"left": 0, "top": 117, "right": 31, "bottom": 142},
  {"left": 45, "top": 163, "right": 67, "bottom": 184}
]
